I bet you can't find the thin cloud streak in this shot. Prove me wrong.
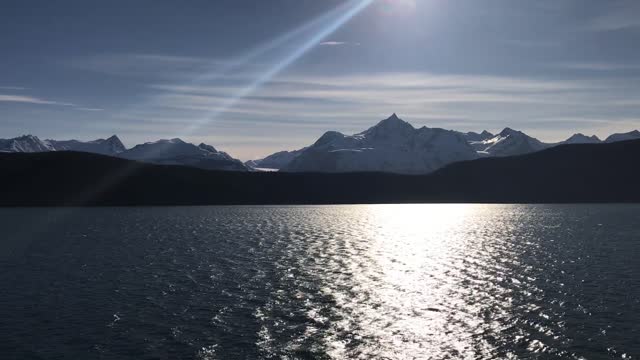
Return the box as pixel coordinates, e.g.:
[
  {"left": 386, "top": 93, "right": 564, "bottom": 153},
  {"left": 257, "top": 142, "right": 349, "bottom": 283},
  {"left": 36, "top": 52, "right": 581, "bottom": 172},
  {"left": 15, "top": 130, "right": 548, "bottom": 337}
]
[
  {"left": 0, "top": 86, "right": 26, "bottom": 90},
  {"left": 128, "top": 71, "right": 640, "bottom": 156},
  {"left": 0, "top": 94, "right": 74, "bottom": 106},
  {"left": 0, "top": 94, "right": 102, "bottom": 111},
  {"left": 319, "top": 41, "right": 360, "bottom": 46},
  {"left": 559, "top": 62, "right": 640, "bottom": 71}
]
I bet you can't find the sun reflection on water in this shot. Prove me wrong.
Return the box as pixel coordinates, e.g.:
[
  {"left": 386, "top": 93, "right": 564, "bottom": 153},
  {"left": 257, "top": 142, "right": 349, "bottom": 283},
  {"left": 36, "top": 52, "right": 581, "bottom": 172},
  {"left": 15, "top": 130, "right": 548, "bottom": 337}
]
[
  {"left": 2, "top": 205, "right": 635, "bottom": 358},
  {"left": 288, "top": 204, "right": 569, "bottom": 359}
]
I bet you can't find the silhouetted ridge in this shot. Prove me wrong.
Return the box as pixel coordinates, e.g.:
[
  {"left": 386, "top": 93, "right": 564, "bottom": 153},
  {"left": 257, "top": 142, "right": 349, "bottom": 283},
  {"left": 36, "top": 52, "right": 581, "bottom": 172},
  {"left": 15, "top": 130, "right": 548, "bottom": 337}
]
[{"left": 1, "top": 140, "right": 638, "bottom": 206}]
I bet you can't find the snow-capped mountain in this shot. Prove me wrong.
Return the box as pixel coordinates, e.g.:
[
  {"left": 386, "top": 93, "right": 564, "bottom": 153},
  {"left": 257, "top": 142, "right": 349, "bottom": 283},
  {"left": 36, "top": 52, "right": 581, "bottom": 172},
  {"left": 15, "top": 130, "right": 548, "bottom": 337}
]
[
  {"left": 0, "top": 135, "right": 55, "bottom": 153},
  {"left": 4, "top": 124, "right": 640, "bottom": 174},
  {"left": 0, "top": 134, "right": 247, "bottom": 171},
  {"left": 119, "top": 138, "right": 248, "bottom": 171},
  {"left": 282, "top": 114, "right": 479, "bottom": 174},
  {"left": 470, "top": 128, "right": 548, "bottom": 157},
  {"left": 605, "top": 130, "right": 640, "bottom": 143},
  {"left": 561, "top": 133, "right": 602, "bottom": 145},
  {"left": 47, "top": 135, "right": 126, "bottom": 156},
  {"left": 245, "top": 147, "right": 307, "bottom": 170},
  {"left": 0, "top": 134, "right": 125, "bottom": 155}
]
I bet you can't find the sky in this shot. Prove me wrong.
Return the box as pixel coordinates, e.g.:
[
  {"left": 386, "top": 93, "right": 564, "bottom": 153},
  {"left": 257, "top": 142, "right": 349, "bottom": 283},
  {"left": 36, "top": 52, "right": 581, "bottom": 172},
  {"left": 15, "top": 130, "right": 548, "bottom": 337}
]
[{"left": 1, "top": 0, "right": 640, "bottom": 160}]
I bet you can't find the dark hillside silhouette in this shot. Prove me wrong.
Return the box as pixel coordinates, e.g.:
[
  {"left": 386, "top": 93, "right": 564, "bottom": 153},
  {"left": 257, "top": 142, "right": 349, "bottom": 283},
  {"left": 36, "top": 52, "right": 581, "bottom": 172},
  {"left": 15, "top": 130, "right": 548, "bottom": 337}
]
[{"left": 1, "top": 140, "right": 639, "bottom": 206}]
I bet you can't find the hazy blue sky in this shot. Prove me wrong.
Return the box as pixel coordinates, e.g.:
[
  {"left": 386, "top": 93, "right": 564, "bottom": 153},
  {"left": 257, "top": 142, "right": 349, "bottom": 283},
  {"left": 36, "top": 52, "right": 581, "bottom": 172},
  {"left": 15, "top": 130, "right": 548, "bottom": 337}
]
[{"left": 2, "top": 0, "right": 640, "bottom": 159}]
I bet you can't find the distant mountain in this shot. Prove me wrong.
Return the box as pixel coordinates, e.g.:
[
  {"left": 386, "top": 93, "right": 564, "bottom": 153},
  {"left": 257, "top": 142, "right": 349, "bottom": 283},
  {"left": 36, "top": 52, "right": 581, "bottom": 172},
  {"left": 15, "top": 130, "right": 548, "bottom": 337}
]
[
  {"left": 471, "top": 128, "right": 548, "bottom": 157},
  {"left": 462, "top": 130, "right": 494, "bottom": 142},
  {"left": 246, "top": 147, "right": 307, "bottom": 170},
  {"left": 47, "top": 135, "right": 126, "bottom": 156},
  {"left": 282, "top": 114, "right": 478, "bottom": 174},
  {"left": 0, "top": 135, "right": 54, "bottom": 153},
  {"left": 0, "top": 134, "right": 247, "bottom": 172},
  {"left": 605, "top": 130, "right": 640, "bottom": 143},
  {"left": 0, "top": 134, "right": 124, "bottom": 155},
  {"left": 1, "top": 139, "right": 638, "bottom": 205},
  {"left": 561, "top": 133, "right": 601, "bottom": 145},
  {"left": 119, "top": 138, "right": 248, "bottom": 171},
  {"left": 4, "top": 124, "right": 640, "bottom": 174}
]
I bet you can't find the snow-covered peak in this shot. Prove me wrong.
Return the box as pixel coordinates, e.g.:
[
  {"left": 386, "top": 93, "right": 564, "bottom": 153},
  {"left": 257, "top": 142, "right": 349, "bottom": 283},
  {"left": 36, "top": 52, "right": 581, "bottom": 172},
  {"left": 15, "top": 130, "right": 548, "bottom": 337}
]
[
  {"left": 46, "top": 135, "right": 127, "bottom": 155},
  {"left": 143, "top": 138, "right": 185, "bottom": 146},
  {"left": 283, "top": 114, "right": 478, "bottom": 174},
  {"left": 245, "top": 146, "right": 308, "bottom": 170},
  {"left": 472, "top": 128, "right": 548, "bottom": 157},
  {"left": 0, "top": 134, "right": 54, "bottom": 153},
  {"left": 498, "top": 127, "right": 524, "bottom": 137},
  {"left": 363, "top": 114, "right": 415, "bottom": 138},
  {"left": 122, "top": 138, "right": 209, "bottom": 159},
  {"left": 119, "top": 138, "right": 248, "bottom": 171}
]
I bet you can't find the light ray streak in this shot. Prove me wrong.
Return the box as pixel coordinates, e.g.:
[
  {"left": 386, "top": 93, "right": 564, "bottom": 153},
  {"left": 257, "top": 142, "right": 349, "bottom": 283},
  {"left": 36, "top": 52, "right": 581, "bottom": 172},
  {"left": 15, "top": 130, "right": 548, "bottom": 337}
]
[
  {"left": 117, "top": 0, "right": 369, "bottom": 118},
  {"left": 52, "top": 0, "right": 375, "bottom": 208},
  {"left": 10, "top": 1, "right": 377, "bottom": 248},
  {"left": 180, "top": 0, "right": 375, "bottom": 135}
]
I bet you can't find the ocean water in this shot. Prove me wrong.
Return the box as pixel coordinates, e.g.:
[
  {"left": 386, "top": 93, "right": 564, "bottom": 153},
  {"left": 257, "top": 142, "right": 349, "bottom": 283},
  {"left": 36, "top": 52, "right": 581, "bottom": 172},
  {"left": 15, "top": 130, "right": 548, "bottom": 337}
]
[{"left": 0, "top": 205, "right": 639, "bottom": 359}]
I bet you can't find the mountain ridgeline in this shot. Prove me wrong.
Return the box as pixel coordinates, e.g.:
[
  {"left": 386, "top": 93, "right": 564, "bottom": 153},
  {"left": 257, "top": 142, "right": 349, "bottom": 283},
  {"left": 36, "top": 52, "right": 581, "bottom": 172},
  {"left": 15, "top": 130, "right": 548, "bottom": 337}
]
[
  {"left": 2, "top": 114, "right": 640, "bottom": 174},
  {"left": 247, "top": 114, "right": 640, "bottom": 173},
  {"left": 1, "top": 139, "right": 639, "bottom": 206},
  {"left": 0, "top": 134, "right": 248, "bottom": 171}
]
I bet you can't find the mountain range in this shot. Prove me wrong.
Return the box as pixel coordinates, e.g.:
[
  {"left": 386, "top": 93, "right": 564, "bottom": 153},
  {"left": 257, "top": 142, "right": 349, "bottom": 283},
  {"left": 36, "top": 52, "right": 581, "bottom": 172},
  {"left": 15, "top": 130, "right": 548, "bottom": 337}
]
[
  {"left": 0, "top": 134, "right": 248, "bottom": 171},
  {"left": 247, "top": 114, "right": 640, "bottom": 173},
  {"left": 2, "top": 114, "right": 639, "bottom": 174},
  {"left": 1, "top": 138, "right": 638, "bottom": 206}
]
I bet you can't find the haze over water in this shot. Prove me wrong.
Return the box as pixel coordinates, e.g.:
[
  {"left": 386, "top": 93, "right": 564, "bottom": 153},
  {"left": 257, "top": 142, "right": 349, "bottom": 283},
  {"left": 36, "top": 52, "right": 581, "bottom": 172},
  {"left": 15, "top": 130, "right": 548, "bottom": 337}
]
[{"left": 1, "top": 204, "right": 639, "bottom": 359}]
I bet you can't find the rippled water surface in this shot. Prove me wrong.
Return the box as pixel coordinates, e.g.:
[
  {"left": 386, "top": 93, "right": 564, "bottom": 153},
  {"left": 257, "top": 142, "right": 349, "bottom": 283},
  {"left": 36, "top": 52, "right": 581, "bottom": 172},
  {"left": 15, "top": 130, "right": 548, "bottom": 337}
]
[{"left": 1, "top": 205, "right": 639, "bottom": 359}]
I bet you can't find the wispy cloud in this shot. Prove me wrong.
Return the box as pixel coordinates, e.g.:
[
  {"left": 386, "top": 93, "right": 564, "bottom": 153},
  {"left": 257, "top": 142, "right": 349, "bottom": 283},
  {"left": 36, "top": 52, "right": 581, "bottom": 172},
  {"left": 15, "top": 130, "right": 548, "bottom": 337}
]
[
  {"left": 557, "top": 62, "right": 640, "bottom": 71},
  {"left": 67, "top": 53, "right": 227, "bottom": 79},
  {"left": 94, "top": 69, "right": 640, "bottom": 158},
  {"left": 0, "top": 94, "right": 74, "bottom": 106},
  {"left": 0, "top": 94, "right": 102, "bottom": 111},
  {"left": 0, "top": 86, "right": 26, "bottom": 91},
  {"left": 75, "top": 107, "right": 105, "bottom": 112},
  {"left": 128, "top": 72, "right": 640, "bottom": 138},
  {"left": 319, "top": 41, "right": 360, "bottom": 46}
]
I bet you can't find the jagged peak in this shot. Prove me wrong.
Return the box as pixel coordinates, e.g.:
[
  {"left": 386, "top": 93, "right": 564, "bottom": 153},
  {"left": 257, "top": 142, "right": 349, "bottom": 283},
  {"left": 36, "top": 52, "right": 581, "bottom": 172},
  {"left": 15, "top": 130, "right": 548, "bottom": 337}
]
[
  {"left": 14, "top": 134, "right": 41, "bottom": 141},
  {"left": 367, "top": 113, "right": 415, "bottom": 134},
  {"left": 567, "top": 133, "right": 600, "bottom": 141},
  {"left": 379, "top": 113, "right": 409, "bottom": 125},
  {"left": 499, "top": 127, "right": 525, "bottom": 137}
]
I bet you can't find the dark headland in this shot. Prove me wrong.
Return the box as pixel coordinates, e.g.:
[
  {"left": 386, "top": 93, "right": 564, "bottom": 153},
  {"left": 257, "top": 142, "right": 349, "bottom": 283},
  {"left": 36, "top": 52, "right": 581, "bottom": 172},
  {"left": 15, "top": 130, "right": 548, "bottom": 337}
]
[{"left": 1, "top": 139, "right": 639, "bottom": 206}]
